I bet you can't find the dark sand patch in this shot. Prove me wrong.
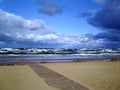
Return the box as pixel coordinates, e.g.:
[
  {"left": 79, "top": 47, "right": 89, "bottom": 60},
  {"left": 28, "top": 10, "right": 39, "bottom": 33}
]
[
  {"left": 42, "top": 61, "right": 120, "bottom": 90},
  {"left": 29, "top": 63, "right": 89, "bottom": 90}
]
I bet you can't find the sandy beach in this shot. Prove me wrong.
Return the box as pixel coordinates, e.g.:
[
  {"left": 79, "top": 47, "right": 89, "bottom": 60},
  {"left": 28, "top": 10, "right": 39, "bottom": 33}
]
[
  {"left": 42, "top": 60, "right": 120, "bottom": 90},
  {"left": 0, "top": 60, "right": 120, "bottom": 90},
  {"left": 0, "top": 65, "right": 59, "bottom": 90}
]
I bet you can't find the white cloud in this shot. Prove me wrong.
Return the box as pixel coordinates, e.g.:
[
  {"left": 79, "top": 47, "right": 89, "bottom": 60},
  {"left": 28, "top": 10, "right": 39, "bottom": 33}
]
[
  {"left": 0, "top": 9, "right": 54, "bottom": 35},
  {"left": 0, "top": 9, "right": 103, "bottom": 48}
]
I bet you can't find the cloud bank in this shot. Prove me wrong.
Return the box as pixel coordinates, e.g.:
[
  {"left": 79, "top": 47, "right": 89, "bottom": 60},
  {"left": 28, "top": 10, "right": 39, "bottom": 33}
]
[
  {"left": 86, "top": 0, "right": 120, "bottom": 48},
  {"left": 0, "top": 9, "right": 103, "bottom": 48},
  {"left": 89, "top": 0, "right": 120, "bottom": 30}
]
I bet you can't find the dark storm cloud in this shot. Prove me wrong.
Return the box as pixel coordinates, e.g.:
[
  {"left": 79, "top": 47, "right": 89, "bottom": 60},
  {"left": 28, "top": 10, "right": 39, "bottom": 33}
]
[
  {"left": 95, "top": 31, "right": 120, "bottom": 48},
  {"left": 88, "top": 0, "right": 120, "bottom": 31},
  {"left": 38, "top": 0, "right": 63, "bottom": 16},
  {"left": 95, "top": 32, "right": 120, "bottom": 41},
  {"left": 86, "top": 0, "right": 120, "bottom": 48}
]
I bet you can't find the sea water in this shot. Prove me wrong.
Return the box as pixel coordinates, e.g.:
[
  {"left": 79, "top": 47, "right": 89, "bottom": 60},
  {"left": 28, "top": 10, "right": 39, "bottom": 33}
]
[{"left": 0, "top": 53, "right": 120, "bottom": 63}]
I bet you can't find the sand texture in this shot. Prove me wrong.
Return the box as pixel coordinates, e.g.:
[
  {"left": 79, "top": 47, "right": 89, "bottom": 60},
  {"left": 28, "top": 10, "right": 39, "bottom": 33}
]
[
  {"left": 42, "top": 61, "right": 120, "bottom": 90},
  {"left": 0, "top": 65, "right": 59, "bottom": 90},
  {"left": 29, "top": 63, "right": 89, "bottom": 90}
]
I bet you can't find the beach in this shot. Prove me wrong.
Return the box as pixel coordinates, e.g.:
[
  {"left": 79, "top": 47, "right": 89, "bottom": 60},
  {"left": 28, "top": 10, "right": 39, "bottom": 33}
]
[
  {"left": 0, "top": 65, "right": 59, "bottom": 90},
  {"left": 0, "top": 60, "right": 120, "bottom": 90},
  {"left": 42, "top": 60, "right": 120, "bottom": 90}
]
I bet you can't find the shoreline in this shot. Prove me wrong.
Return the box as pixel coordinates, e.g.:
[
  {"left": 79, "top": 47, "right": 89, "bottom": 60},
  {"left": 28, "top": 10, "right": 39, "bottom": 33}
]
[
  {"left": 0, "top": 58, "right": 119, "bottom": 66},
  {"left": 0, "top": 53, "right": 120, "bottom": 64}
]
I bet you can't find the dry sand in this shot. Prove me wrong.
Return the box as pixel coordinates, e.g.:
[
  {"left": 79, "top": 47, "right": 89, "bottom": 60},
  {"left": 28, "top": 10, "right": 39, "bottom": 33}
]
[
  {"left": 42, "top": 60, "right": 120, "bottom": 90},
  {"left": 0, "top": 65, "right": 59, "bottom": 90},
  {"left": 29, "top": 63, "right": 89, "bottom": 90}
]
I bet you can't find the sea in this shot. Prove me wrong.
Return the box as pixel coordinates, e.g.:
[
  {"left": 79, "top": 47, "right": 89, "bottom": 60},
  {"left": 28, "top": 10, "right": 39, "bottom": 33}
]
[{"left": 0, "top": 53, "right": 120, "bottom": 63}]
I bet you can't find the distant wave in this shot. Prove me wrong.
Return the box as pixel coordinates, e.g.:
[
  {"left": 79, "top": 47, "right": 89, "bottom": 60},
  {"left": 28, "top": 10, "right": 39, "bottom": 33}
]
[{"left": 0, "top": 53, "right": 120, "bottom": 63}]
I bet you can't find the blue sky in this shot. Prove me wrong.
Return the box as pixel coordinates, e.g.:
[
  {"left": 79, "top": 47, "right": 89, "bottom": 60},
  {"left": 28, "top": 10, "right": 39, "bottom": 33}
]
[{"left": 0, "top": 0, "right": 120, "bottom": 48}]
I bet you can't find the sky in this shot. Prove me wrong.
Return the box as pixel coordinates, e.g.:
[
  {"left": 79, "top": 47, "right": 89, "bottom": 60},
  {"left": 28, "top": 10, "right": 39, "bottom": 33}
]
[{"left": 0, "top": 0, "right": 120, "bottom": 48}]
